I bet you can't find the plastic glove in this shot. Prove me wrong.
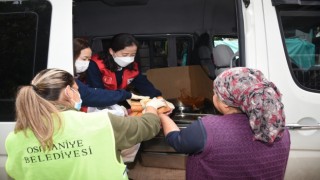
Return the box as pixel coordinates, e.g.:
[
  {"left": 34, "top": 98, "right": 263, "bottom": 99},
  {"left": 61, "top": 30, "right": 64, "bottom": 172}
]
[
  {"left": 166, "top": 100, "right": 175, "bottom": 110},
  {"left": 131, "top": 93, "right": 150, "bottom": 100},
  {"left": 120, "top": 105, "right": 129, "bottom": 116},
  {"left": 146, "top": 97, "right": 166, "bottom": 109}
]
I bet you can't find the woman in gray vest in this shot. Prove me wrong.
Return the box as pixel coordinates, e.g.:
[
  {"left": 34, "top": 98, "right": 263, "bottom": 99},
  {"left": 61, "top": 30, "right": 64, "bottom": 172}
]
[{"left": 160, "top": 67, "right": 291, "bottom": 180}]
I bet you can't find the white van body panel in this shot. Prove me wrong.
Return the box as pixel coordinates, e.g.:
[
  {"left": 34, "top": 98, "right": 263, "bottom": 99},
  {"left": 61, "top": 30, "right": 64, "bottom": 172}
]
[
  {"left": 243, "top": 0, "right": 270, "bottom": 75},
  {"left": 262, "top": 0, "right": 320, "bottom": 147},
  {"left": 47, "top": 0, "right": 73, "bottom": 73},
  {"left": 245, "top": 1, "right": 320, "bottom": 179},
  {"left": 264, "top": 2, "right": 320, "bottom": 178}
]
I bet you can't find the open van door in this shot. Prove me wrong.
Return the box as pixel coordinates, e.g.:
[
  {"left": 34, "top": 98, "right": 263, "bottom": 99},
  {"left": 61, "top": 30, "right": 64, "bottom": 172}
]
[
  {"left": 0, "top": 1, "right": 73, "bottom": 179},
  {"left": 243, "top": 0, "right": 320, "bottom": 179}
]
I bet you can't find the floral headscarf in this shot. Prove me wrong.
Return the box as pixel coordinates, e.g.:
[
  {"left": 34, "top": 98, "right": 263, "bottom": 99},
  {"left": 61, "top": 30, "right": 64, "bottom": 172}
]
[{"left": 213, "top": 67, "right": 285, "bottom": 144}]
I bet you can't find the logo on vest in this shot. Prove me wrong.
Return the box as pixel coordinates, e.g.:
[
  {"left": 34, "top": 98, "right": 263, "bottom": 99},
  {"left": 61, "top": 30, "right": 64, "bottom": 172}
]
[
  {"left": 127, "top": 78, "right": 134, "bottom": 85},
  {"left": 103, "top": 76, "right": 113, "bottom": 84},
  {"left": 24, "top": 139, "right": 93, "bottom": 164}
]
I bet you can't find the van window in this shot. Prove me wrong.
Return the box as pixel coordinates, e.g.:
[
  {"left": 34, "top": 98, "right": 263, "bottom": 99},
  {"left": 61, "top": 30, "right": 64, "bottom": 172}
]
[
  {"left": 137, "top": 36, "right": 193, "bottom": 73},
  {"left": 0, "top": 1, "right": 52, "bottom": 122},
  {"left": 214, "top": 37, "right": 239, "bottom": 53},
  {"left": 277, "top": 5, "right": 320, "bottom": 91},
  {"left": 176, "top": 37, "right": 193, "bottom": 66},
  {"left": 214, "top": 37, "right": 240, "bottom": 68},
  {"left": 138, "top": 38, "right": 168, "bottom": 73}
]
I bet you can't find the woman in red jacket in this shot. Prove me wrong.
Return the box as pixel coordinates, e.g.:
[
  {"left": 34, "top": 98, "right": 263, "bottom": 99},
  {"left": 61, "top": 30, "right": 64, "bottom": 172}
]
[
  {"left": 73, "top": 37, "right": 150, "bottom": 110},
  {"left": 87, "top": 33, "right": 162, "bottom": 98}
]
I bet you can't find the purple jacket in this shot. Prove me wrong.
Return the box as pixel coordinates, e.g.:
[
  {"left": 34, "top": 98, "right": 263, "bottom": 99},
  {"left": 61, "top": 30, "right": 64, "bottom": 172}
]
[{"left": 186, "top": 113, "right": 290, "bottom": 180}]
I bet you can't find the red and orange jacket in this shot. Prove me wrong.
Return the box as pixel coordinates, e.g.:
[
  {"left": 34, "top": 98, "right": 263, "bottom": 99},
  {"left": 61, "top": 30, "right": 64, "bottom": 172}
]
[{"left": 91, "top": 54, "right": 139, "bottom": 90}]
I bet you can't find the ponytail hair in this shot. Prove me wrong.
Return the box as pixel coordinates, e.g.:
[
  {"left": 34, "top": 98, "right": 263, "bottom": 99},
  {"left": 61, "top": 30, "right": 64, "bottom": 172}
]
[{"left": 15, "top": 69, "right": 75, "bottom": 150}]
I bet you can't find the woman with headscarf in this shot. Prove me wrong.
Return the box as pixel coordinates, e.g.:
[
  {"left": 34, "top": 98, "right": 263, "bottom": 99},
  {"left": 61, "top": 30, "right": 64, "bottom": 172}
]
[{"left": 160, "top": 67, "right": 291, "bottom": 180}]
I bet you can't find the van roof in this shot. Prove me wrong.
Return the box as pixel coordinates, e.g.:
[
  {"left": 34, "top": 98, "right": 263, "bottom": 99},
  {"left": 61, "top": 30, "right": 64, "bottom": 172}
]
[{"left": 73, "top": 0, "right": 238, "bottom": 37}]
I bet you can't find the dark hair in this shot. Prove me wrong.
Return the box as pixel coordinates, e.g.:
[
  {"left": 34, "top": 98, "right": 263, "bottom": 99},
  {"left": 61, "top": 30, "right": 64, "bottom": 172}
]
[
  {"left": 73, "top": 37, "right": 90, "bottom": 79},
  {"left": 99, "top": 33, "right": 139, "bottom": 72},
  {"left": 73, "top": 38, "right": 90, "bottom": 60}
]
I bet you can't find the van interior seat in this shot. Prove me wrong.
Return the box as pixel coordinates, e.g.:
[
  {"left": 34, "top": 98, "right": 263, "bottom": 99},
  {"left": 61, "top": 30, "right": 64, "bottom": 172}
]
[
  {"left": 212, "top": 44, "right": 235, "bottom": 76},
  {"left": 198, "top": 45, "right": 216, "bottom": 80}
]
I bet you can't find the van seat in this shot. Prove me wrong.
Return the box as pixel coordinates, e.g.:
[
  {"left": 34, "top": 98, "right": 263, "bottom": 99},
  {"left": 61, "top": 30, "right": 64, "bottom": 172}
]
[
  {"left": 212, "top": 44, "right": 235, "bottom": 76},
  {"left": 198, "top": 46, "right": 216, "bottom": 80}
]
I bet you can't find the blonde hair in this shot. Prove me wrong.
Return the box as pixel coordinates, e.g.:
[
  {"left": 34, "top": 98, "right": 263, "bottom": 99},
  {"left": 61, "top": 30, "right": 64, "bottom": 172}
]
[{"left": 15, "top": 69, "right": 75, "bottom": 150}]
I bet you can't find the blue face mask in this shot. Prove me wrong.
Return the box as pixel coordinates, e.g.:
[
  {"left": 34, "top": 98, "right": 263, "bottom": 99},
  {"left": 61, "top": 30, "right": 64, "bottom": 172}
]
[
  {"left": 71, "top": 88, "right": 82, "bottom": 111},
  {"left": 66, "top": 87, "right": 83, "bottom": 111},
  {"left": 73, "top": 98, "right": 83, "bottom": 111}
]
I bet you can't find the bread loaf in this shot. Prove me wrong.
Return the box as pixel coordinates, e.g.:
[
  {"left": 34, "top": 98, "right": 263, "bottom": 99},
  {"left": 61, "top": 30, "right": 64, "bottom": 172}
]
[{"left": 129, "top": 97, "right": 174, "bottom": 116}]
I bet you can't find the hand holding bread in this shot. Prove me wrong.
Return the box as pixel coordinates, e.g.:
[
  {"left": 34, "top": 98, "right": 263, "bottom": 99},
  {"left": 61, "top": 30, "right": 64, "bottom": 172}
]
[
  {"left": 145, "top": 97, "right": 166, "bottom": 109},
  {"left": 129, "top": 96, "right": 175, "bottom": 116}
]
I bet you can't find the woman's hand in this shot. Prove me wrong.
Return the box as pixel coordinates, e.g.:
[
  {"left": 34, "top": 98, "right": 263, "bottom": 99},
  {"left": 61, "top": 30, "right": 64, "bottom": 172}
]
[
  {"left": 159, "top": 113, "right": 180, "bottom": 136},
  {"left": 146, "top": 97, "right": 166, "bottom": 109}
]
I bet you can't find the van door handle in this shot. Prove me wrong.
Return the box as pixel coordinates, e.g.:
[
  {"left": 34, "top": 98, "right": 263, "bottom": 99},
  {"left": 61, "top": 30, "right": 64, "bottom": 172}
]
[{"left": 286, "top": 123, "right": 320, "bottom": 130}]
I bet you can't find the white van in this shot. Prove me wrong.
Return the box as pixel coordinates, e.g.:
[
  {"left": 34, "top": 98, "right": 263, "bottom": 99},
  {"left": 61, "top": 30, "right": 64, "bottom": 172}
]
[{"left": 1, "top": 0, "right": 319, "bottom": 179}]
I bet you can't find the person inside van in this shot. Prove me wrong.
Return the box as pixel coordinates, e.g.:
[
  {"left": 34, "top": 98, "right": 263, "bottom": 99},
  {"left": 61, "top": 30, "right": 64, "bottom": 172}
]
[
  {"left": 5, "top": 68, "right": 166, "bottom": 180},
  {"left": 73, "top": 37, "right": 150, "bottom": 111},
  {"left": 74, "top": 37, "right": 159, "bottom": 163},
  {"left": 86, "top": 33, "right": 162, "bottom": 100},
  {"left": 159, "top": 67, "right": 291, "bottom": 179}
]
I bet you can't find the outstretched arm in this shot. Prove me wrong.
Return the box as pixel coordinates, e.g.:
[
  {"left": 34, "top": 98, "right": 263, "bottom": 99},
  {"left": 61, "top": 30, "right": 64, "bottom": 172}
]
[
  {"left": 76, "top": 79, "right": 131, "bottom": 107},
  {"left": 160, "top": 114, "right": 207, "bottom": 154},
  {"left": 131, "top": 73, "right": 162, "bottom": 97}
]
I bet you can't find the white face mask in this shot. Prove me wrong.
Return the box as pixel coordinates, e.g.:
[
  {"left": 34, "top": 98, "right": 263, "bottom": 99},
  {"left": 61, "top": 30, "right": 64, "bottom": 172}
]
[
  {"left": 75, "top": 60, "right": 90, "bottom": 73},
  {"left": 113, "top": 56, "right": 135, "bottom": 67}
]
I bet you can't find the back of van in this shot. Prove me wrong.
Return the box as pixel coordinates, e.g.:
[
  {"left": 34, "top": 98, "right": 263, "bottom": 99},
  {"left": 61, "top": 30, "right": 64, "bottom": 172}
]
[{"left": 1, "top": 0, "right": 320, "bottom": 179}]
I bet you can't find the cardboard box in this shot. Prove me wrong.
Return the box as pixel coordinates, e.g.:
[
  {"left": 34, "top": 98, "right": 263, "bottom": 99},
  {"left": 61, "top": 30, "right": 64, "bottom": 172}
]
[{"left": 146, "top": 65, "right": 213, "bottom": 100}]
